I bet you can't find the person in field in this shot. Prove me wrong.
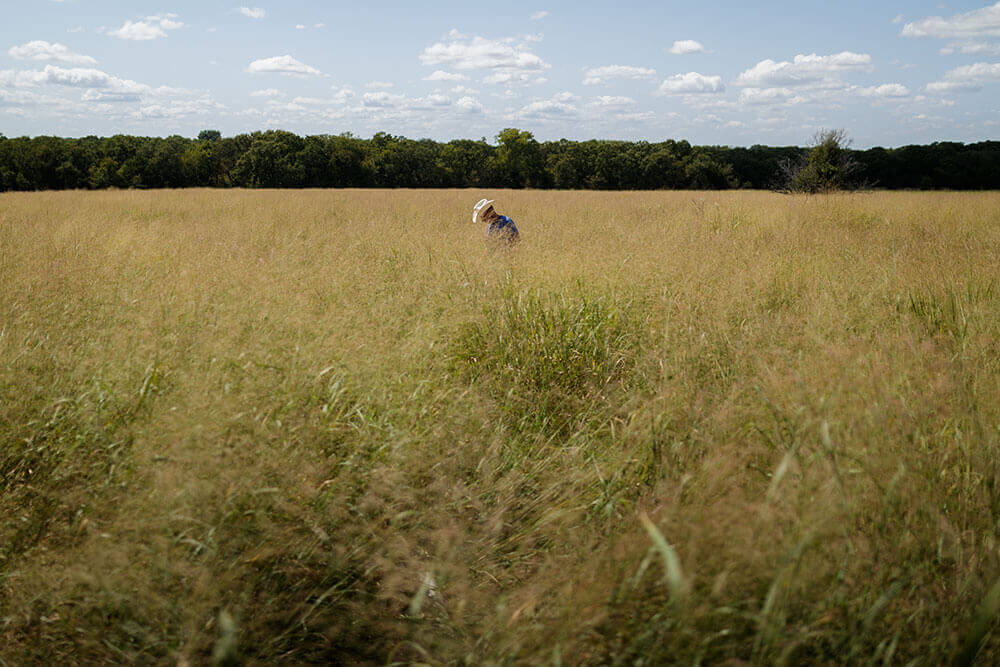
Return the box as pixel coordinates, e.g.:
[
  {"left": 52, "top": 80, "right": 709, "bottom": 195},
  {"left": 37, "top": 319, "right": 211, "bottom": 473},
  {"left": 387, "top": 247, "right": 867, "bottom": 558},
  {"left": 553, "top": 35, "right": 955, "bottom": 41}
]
[{"left": 473, "top": 198, "right": 520, "bottom": 246}]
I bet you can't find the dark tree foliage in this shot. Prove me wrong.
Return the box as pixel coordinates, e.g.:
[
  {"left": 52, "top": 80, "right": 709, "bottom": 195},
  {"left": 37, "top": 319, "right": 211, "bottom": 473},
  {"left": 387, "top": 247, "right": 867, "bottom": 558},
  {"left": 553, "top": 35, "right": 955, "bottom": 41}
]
[
  {"left": 1, "top": 128, "right": 998, "bottom": 192},
  {"left": 780, "top": 129, "right": 861, "bottom": 193},
  {"left": 495, "top": 128, "right": 546, "bottom": 188}
]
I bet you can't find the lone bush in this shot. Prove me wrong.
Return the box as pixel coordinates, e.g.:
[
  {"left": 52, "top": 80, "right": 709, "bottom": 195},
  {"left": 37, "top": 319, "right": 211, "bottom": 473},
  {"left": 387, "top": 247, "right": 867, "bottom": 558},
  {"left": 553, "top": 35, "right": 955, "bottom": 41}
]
[{"left": 780, "top": 129, "right": 860, "bottom": 193}]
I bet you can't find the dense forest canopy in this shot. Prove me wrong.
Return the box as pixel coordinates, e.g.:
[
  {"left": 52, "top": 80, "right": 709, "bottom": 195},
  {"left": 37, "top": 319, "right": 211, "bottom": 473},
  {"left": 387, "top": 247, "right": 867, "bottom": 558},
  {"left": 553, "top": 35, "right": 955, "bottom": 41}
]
[{"left": 1, "top": 129, "right": 998, "bottom": 191}]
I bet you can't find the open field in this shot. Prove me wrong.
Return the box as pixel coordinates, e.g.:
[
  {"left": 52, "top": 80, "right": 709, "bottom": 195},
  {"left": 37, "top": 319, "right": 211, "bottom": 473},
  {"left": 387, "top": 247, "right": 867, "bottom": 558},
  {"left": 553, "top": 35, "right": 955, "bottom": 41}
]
[{"left": 3, "top": 188, "right": 1000, "bottom": 664}]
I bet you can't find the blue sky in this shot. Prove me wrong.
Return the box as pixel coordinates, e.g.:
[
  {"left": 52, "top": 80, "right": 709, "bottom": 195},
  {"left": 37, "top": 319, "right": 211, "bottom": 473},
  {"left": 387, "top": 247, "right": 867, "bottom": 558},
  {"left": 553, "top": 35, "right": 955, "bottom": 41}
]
[{"left": 2, "top": 1, "right": 999, "bottom": 147}]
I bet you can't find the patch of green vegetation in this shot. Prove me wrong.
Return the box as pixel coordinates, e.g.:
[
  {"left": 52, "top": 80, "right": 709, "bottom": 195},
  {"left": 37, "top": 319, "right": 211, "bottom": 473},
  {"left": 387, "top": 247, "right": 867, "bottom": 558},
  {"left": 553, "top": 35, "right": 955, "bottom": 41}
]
[
  {"left": 902, "top": 280, "right": 998, "bottom": 347},
  {"left": 452, "top": 290, "right": 642, "bottom": 436},
  {"left": 1, "top": 365, "right": 164, "bottom": 566}
]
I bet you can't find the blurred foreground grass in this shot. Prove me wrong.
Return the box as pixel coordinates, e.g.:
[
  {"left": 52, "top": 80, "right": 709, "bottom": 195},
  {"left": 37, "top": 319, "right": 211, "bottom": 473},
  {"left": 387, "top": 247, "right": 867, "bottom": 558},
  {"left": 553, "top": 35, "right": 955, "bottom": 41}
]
[{"left": 2, "top": 188, "right": 1000, "bottom": 664}]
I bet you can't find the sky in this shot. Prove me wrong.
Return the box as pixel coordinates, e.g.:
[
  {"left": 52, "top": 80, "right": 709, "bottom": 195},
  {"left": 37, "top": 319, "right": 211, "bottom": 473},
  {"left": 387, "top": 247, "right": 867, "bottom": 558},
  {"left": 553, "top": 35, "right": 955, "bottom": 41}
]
[{"left": 1, "top": 1, "right": 999, "bottom": 147}]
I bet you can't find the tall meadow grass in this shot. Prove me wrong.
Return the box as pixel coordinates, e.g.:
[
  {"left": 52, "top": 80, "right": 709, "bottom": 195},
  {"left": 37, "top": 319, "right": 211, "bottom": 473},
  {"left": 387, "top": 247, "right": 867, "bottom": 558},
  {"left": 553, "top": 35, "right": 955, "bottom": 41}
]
[{"left": 2, "top": 188, "right": 1000, "bottom": 663}]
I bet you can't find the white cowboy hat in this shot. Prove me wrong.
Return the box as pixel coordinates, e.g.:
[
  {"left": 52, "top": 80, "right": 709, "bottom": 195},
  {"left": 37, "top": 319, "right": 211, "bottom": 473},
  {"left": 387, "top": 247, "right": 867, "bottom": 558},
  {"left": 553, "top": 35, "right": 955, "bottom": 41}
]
[{"left": 472, "top": 198, "right": 495, "bottom": 224}]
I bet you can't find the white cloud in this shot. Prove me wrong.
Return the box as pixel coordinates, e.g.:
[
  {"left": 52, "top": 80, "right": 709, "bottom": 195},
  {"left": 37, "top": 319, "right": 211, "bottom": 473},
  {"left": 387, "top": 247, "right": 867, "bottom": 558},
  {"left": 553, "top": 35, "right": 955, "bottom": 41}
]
[
  {"left": 617, "top": 111, "right": 658, "bottom": 123},
  {"left": 582, "top": 65, "right": 656, "bottom": 85},
  {"left": 669, "top": 40, "right": 707, "bottom": 55},
  {"left": 361, "top": 91, "right": 405, "bottom": 107},
  {"left": 892, "top": 14, "right": 904, "bottom": 25},
  {"left": 506, "top": 92, "right": 580, "bottom": 119},
  {"left": 902, "top": 3, "right": 1000, "bottom": 39},
  {"left": 67, "top": 26, "right": 84, "bottom": 34},
  {"left": 738, "top": 87, "right": 802, "bottom": 105},
  {"left": 332, "top": 86, "right": 355, "bottom": 102},
  {"left": 926, "top": 61, "right": 1000, "bottom": 93},
  {"left": 296, "top": 24, "right": 305, "bottom": 30},
  {"left": 912, "top": 94, "right": 956, "bottom": 107},
  {"left": 265, "top": 87, "right": 496, "bottom": 123},
  {"left": 251, "top": 88, "right": 282, "bottom": 97},
  {"left": 314, "top": 23, "right": 325, "bottom": 28},
  {"left": 247, "top": 55, "right": 322, "bottom": 76},
  {"left": 10, "top": 64, "right": 148, "bottom": 94},
  {"left": 158, "top": 16, "right": 184, "bottom": 30},
  {"left": 456, "top": 95, "right": 484, "bottom": 112},
  {"left": 424, "top": 69, "right": 468, "bottom": 81},
  {"left": 589, "top": 95, "right": 636, "bottom": 108},
  {"left": 110, "top": 21, "right": 165, "bottom": 40},
  {"left": 108, "top": 14, "right": 184, "bottom": 41},
  {"left": 0, "top": 85, "right": 51, "bottom": 108},
  {"left": 530, "top": 10, "right": 549, "bottom": 20},
  {"left": 854, "top": 83, "right": 911, "bottom": 98},
  {"left": 925, "top": 80, "right": 981, "bottom": 93},
  {"left": 365, "top": 81, "right": 394, "bottom": 89},
  {"left": 133, "top": 96, "right": 225, "bottom": 120},
  {"left": 8, "top": 41, "right": 97, "bottom": 66},
  {"left": 450, "top": 85, "right": 478, "bottom": 94},
  {"left": 1, "top": 63, "right": 219, "bottom": 120},
  {"left": 940, "top": 40, "right": 1000, "bottom": 55},
  {"left": 519, "top": 99, "right": 577, "bottom": 117},
  {"left": 0, "top": 64, "right": 225, "bottom": 126},
  {"left": 81, "top": 89, "right": 141, "bottom": 102},
  {"left": 406, "top": 93, "right": 451, "bottom": 110},
  {"left": 658, "top": 72, "right": 725, "bottom": 94},
  {"left": 419, "top": 34, "right": 550, "bottom": 83},
  {"left": 482, "top": 71, "right": 547, "bottom": 85},
  {"left": 240, "top": 7, "right": 266, "bottom": 19},
  {"left": 734, "top": 52, "right": 873, "bottom": 87}
]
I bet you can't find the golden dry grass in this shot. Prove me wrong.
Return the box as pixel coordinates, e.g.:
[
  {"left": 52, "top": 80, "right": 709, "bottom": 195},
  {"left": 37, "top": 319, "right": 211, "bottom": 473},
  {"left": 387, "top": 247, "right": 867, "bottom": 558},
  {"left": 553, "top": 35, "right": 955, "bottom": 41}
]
[{"left": 2, "top": 188, "right": 1000, "bottom": 664}]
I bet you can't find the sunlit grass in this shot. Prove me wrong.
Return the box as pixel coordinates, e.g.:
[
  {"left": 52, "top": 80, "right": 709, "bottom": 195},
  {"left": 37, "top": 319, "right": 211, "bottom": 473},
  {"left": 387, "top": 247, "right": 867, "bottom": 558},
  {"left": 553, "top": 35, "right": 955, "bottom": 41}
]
[{"left": 2, "top": 188, "right": 1000, "bottom": 663}]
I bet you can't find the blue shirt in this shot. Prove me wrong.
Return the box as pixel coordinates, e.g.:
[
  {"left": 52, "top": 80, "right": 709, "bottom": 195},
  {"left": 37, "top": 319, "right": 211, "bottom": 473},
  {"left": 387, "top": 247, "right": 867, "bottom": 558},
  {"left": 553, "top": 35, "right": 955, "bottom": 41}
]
[{"left": 487, "top": 215, "right": 520, "bottom": 243}]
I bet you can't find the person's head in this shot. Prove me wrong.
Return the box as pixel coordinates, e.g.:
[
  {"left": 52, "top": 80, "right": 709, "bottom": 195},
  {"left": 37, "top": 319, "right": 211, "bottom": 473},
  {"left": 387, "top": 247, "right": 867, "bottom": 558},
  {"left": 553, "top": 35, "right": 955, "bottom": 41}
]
[{"left": 473, "top": 198, "right": 497, "bottom": 225}]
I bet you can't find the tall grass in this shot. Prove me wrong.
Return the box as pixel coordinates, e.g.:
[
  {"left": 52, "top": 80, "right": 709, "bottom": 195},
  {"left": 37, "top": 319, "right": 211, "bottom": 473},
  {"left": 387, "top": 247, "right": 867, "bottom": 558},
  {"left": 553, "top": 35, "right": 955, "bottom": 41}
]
[
  {"left": 2, "top": 188, "right": 1000, "bottom": 663},
  {"left": 452, "top": 290, "right": 641, "bottom": 438}
]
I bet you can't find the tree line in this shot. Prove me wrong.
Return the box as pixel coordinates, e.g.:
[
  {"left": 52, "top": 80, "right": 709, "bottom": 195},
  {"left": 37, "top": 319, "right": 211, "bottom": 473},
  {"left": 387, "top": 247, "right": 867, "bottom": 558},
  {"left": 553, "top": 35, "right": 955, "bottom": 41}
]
[{"left": 1, "top": 127, "right": 997, "bottom": 192}]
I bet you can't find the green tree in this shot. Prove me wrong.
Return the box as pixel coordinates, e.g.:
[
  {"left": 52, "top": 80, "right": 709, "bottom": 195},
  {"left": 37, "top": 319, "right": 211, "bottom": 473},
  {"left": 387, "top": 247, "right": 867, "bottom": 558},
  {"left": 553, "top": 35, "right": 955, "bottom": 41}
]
[
  {"left": 439, "top": 139, "right": 496, "bottom": 187},
  {"left": 181, "top": 142, "right": 215, "bottom": 187},
  {"left": 327, "top": 133, "right": 371, "bottom": 187},
  {"left": 683, "top": 151, "right": 737, "bottom": 189},
  {"left": 544, "top": 140, "right": 588, "bottom": 189},
  {"left": 364, "top": 133, "right": 443, "bottom": 188},
  {"left": 231, "top": 131, "right": 305, "bottom": 188},
  {"left": 495, "top": 128, "right": 545, "bottom": 188},
  {"left": 146, "top": 136, "right": 190, "bottom": 188},
  {"left": 782, "top": 129, "right": 859, "bottom": 193},
  {"left": 297, "top": 135, "right": 333, "bottom": 187},
  {"left": 641, "top": 146, "right": 684, "bottom": 189},
  {"left": 587, "top": 141, "right": 644, "bottom": 190},
  {"left": 1, "top": 129, "right": 997, "bottom": 192},
  {"left": 88, "top": 157, "right": 121, "bottom": 189}
]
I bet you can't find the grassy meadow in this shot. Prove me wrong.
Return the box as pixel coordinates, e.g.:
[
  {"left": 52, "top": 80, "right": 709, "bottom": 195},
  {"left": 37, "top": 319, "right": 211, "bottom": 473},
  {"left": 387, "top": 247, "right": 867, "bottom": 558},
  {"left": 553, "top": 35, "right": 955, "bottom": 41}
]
[{"left": 3, "top": 188, "right": 1000, "bottom": 664}]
